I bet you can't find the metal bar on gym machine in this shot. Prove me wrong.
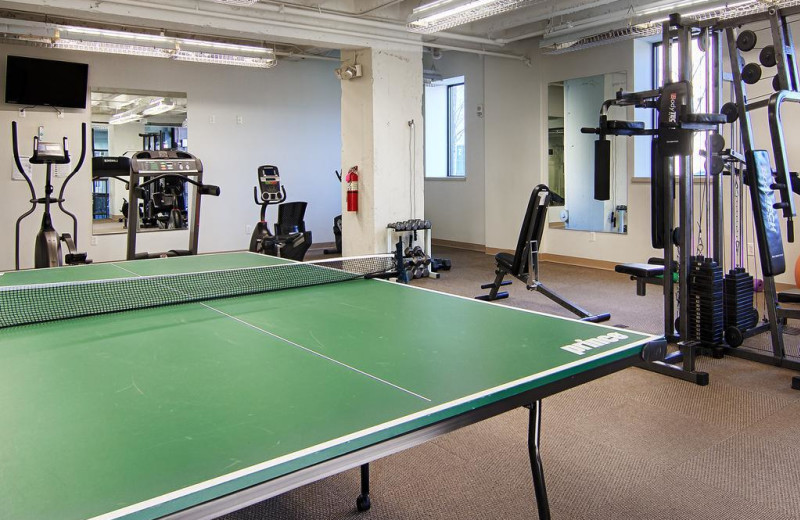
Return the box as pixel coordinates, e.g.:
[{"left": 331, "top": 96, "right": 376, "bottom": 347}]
[
  {"left": 661, "top": 20, "right": 676, "bottom": 342},
  {"left": 677, "top": 20, "right": 695, "bottom": 371},
  {"left": 725, "top": 25, "right": 787, "bottom": 360},
  {"left": 711, "top": 28, "right": 724, "bottom": 265}
]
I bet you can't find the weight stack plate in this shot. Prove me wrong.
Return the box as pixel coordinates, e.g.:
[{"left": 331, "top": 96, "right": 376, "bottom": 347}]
[
  {"left": 723, "top": 267, "right": 758, "bottom": 331},
  {"left": 687, "top": 256, "right": 724, "bottom": 345}
]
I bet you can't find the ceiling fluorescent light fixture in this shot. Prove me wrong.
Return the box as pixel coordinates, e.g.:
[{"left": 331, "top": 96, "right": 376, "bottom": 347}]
[
  {"left": 211, "top": 0, "right": 260, "bottom": 5},
  {"left": 173, "top": 50, "right": 276, "bottom": 68},
  {"left": 52, "top": 25, "right": 277, "bottom": 68},
  {"left": 109, "top": 108, "right": 142, "bottom": 125},
  {"left": 142, "top": 97, "right": 176, "bottom": 116},
  {"left": 408, "top": 0, "right": 535, "bottom": 33},
  {"left": 52, "top": 39, "right": 174, "bottom": 58},
  {"left": 176, "top": 38, "right": 273, "bottom": 54},
  {"left": 60, "top": 26, "right": 171, "bottom": 44}
]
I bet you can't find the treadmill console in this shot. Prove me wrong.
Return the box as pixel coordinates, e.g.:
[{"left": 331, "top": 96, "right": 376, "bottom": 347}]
[
  {"left": 130, "top": 150, "right": 202, "bottom": 175},
  {"left": 258, "top": 165, "right": 282, "bottom": 202}
]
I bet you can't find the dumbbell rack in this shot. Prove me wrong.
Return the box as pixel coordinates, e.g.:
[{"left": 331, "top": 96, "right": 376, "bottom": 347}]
[
  {"left": 386, "top": 220, "right": 437, "bottom": 280},
  {"left": 386, "top": 223, "right": 432, "bottom": 257}
]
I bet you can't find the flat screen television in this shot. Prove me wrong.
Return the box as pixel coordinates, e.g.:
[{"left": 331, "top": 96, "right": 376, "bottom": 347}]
[{"left": 5, "top": 56, "right": 88, "bottom": 109}]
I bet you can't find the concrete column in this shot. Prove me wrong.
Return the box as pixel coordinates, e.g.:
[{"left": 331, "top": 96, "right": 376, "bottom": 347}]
[{"left": 340, "top": 46, "right": 424, "bottom": 256}]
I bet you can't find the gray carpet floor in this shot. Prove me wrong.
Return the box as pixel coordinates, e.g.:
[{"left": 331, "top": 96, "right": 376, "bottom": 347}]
[{"left": 223, "top": 246, "right": 800, "bottom": 520}]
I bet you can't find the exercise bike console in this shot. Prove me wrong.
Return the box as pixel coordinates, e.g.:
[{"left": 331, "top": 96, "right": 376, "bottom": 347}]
[{"left": 254, "top": 165, "right": 286, "bottom": 205}]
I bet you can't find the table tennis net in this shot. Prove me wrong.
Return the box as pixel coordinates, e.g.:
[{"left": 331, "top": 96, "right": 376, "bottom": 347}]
[{"left": 0, "top": 255, "right": 397, "bottom": 329}]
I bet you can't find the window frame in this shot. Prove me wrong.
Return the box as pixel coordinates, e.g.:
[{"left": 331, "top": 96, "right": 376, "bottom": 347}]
[{"left": 446, "top": 81, "right": 465, "bottom": 178}]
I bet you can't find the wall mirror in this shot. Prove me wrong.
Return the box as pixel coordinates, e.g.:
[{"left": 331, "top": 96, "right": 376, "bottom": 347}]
[
  {"left": 90, "top": 88, "right": 188, "bottom": 236},
  {"left": 548, "top": 72, "right": 628, "bottom": 233}
]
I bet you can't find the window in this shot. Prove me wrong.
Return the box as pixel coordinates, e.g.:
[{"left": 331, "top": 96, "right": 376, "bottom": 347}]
[
  {"left": 653, "top": 40, "right": 714, "bottom": 176},
  {"left": 425, "top": 76, "right": 466, "bottom": 178}
]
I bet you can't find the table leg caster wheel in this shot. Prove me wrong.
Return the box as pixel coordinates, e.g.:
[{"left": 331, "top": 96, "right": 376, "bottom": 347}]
[{"left": 356, "top": 494, "right": 371, "bottom": 512}]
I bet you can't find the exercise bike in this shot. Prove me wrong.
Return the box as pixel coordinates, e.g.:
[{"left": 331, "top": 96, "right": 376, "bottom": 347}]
[
  {"left": 12, "top": 121, "right": 90, "bottom": 269},
  {"left": 249, "top": 165, "right": 312, "bottom": 261}
]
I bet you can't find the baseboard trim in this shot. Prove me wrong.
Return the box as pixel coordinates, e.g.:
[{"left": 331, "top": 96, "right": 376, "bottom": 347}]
[
  {"left": 431, "top": 239, "right": 486, "bottom": 252},
  {"left": 539, "top": 253, "right": 618, "bottom": 271}
]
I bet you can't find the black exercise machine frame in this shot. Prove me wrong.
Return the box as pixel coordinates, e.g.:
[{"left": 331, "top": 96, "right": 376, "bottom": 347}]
[
  {"left": 583, "top": 16, "right": 734, "bottom": 386},
  {"left": 476, "top": 184, "right": 611, "bottom": 323},
  {"left": 11, "top": 121, "right": 89, "bottom": 270}
]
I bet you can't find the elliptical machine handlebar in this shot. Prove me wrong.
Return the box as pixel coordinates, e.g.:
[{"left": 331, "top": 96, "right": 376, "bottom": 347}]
[{"left": 57, "top": 123, "right": 87, "bottom": 250}]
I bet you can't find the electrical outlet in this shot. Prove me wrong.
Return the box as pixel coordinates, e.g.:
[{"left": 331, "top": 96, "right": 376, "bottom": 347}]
[
  {"left": 245, "top": 224, "right": 253, "bottom": 235},
  {"left": 90, "top": 236, "right": 98, "bottom": 246},
  {"left": 209, "top": 115, "right": 216, "bottom": 124},
  {"left": 236, "top": 115, "right": 243, "bottom": 125},
  {"left": 590, "top": 232, "right": 597, "bottom": 242},
  {"left": 747, "top": 243, "right": 755, "bottom": 256}
]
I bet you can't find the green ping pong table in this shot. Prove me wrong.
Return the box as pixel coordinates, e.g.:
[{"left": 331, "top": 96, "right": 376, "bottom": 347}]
[{"left": 0, "top": 252, "right": 662, "bottom": 520}]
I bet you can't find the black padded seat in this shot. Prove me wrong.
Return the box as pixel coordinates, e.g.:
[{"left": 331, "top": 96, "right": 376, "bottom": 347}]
[
  {"left": 496, "top": 252, "right": 514, "bottom": 270},
  {"left": 615, "top": 263, "right": 665, "bottom": 278},
  {"left": 778, "top": 288, "right": 800, "bottom": 304}
]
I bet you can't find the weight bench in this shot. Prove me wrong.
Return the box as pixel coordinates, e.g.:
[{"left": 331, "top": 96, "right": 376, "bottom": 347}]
[{"left": 476, "top": 184, "right": 611, "bottom": 323}]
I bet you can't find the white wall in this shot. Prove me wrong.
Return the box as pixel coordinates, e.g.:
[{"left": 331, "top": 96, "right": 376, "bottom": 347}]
[
  {"left": 424, "top": 51, "right": 486, "bottom": 247},
  {"left": 0, "top": 45, "right": 341, "bottom": 271},
  {"left": 484, "top": 48, "right": 542, "bottom": 251}
]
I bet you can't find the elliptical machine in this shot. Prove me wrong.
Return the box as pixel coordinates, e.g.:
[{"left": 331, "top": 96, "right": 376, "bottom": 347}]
[
  {"left": 12, "top": 122, "right": 90, "bottom": 269},
  {"left": 249, "top": 165, "right": 311, "bottom": 261}
]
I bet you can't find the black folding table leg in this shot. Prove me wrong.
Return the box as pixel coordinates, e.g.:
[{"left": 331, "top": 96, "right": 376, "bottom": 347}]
[
  {"left": 527, "top": 401, "right": 550, "bottom": 520},
  {"left": 356, "top": 463, "right": 371, "bottom": 512}
]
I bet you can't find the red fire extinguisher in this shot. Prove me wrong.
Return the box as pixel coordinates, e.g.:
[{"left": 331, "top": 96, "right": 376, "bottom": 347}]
[{"left": 346, "top": 166, "right": 359, "bottom": 212}]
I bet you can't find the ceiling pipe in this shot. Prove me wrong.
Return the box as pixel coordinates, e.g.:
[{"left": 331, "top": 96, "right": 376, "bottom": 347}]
[
  {"left": 1, "top": 0, "right": 527, "bottom": 60},
  {"left": 483, "top": 0, "right": 622, "bottom": 36},
  {"left": 218, "top": 0, "right": 506, "bottom": 46},
  {"left": 520, "top": 0, "right": 735, "bottom": 45},
  {"left": 259, "top": 0, "right": 407, "bottom": 19}
]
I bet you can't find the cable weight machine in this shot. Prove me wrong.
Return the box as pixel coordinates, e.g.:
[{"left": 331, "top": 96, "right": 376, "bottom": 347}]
[{"left": 584, "top": 15, "right": 730, "bottom": 385}]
